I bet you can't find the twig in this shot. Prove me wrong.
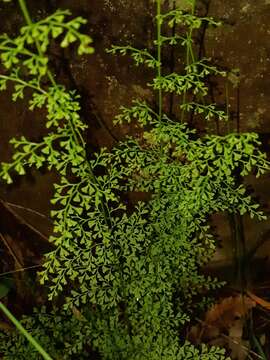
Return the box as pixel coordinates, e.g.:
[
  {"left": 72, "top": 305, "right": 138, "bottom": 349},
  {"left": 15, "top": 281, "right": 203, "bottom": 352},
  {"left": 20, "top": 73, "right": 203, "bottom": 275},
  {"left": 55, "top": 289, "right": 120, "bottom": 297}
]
[
  {"left": 3, "top": 201, "right": 51, "bottom": 221},
  {"left": 0, "top": 233, "right": 23, "bottom": 268},
  {"left": 195, "top": 317, "right": 264, "bottom": 359},
  {"left": 0, "top": 200, "right": 49, "bottom": 242},
  {"left": 0, "top": 265, "right": 41, "bottom": 278},
  {"left": 247, "top": 291, "right": 270, "bottom": 311}
]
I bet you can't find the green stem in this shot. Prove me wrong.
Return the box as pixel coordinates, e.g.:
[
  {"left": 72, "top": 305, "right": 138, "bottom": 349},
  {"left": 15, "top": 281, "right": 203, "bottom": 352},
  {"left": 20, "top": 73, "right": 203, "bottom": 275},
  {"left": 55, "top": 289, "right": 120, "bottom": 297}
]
[
  {"left": 17, "top": 0, "right": 111, "bottom": 227},
  {"left": 0, "top": 74, "right": 46, "bottom": 93},
  {"left": 156, "top": 0, "right": 162, "bottom": 121},
  {"left": 169, "top": 0, "right": 176, "bottom": 117},
  {"left": 17, "top": 0, "right": 56, "bottom": 86},
  {"left": 185, "top": 1, "right": 196, "bottom": 71},
  {"left": 0, "top": 302, "right": 53, "bottom": 360},
  {"left": 181, "top": 0, "right": 207, "bottom": 123},
  {"left": 66, "top": 114, "right": 112, "bottom": 227},
  {"left": 17, "top": 0, "right": 32, "bottom": 25},
  {"left": 181, "top": 1, "right": 196, "bottom": 122},
  {"left": 0, "top": 44, "right": 34, "bottom": 58},
  {"left": 225, "top": 80, "right": 230, "bottom": 134}
]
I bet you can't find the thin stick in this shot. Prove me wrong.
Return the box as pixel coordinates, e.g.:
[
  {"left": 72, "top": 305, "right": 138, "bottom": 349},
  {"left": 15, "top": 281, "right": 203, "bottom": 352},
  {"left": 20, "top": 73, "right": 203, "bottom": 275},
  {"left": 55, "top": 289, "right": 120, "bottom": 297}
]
[
  {"left": 4, "top": 201, "right": 50, "bottom": 220},
  {"left": 0, "top": 265, "right": 41, "bottom": 278},
  {"left": 0, "top": 233, "right": 23, "bottom": 268},
  {"left": 1, "top": 200, "right": 49, "bottom": 242},
  {"left": 195, "top": 317, "right": 263, "bottom": 359},
  {"left": 0, "top": 301, "right": 53, "bottom": 360}
]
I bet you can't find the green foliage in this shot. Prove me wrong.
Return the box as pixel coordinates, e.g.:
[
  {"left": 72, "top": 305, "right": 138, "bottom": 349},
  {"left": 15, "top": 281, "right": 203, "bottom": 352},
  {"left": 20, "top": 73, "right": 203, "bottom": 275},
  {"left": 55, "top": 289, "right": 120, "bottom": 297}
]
[
  {"left": 109, "top": 45, "right": 159, "bottom": 68},
  {"left": 0, "top": 8, "right": 93, "bottom": 75},
  {"left": 0, "top": 307, "right": 92, "bottom": 359},
  {"left": 0, "top": 302, "right": 53, "bottom": 360},
  {"left": 0, "top": 0, "right": 269, "bottom": 359},
  {"left": 0, "top": 306, "right": 229, "bottom": 360}
]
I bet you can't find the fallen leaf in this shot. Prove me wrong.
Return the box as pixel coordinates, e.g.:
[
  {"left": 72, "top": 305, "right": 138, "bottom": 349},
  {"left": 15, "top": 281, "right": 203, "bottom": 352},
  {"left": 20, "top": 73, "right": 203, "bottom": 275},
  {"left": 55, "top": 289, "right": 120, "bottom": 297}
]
[
  {"left": 204, "top": 295, "right": 255, "bottom": 334},
  {"left": 247, "top": 291, "right": 270, "bottom": 310}
]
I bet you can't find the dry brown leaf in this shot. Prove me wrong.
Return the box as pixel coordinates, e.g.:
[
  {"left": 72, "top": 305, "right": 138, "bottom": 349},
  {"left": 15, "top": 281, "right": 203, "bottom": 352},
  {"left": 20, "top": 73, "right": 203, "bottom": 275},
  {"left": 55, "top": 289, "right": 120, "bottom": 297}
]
[
  {"left": 204, "top": 295, "right": 256, "bottom": 333},
  {"left": 189, "top": 295, "right": 256, "bottom": 342},
  {"left": 247, "top": 291, "right": 270, "bottom": 310},
  {"left": 188, "top": 295, "right": 256, "bottom": 347},
  {"left": 229, "top": 319, "right": 249, "bottom": 360},
  {"left": 191, "top": 295, "right": 256, "bottom": 359}
]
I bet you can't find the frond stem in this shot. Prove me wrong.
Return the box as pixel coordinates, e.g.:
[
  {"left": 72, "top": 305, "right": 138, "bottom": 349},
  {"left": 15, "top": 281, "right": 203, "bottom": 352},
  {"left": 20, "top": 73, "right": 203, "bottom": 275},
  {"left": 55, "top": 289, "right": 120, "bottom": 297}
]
[{"left": 156, "top": 0, "right": 163, "bottom": 121}]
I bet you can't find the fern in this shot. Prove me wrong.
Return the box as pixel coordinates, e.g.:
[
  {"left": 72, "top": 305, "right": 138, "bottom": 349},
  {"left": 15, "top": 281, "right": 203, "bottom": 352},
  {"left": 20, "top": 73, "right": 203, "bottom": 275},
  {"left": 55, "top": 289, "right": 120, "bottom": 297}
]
[
  {"left": 0, "top": 0, "right": 268, "bottom": 359},
  {"left": 0, "top": 307, "right": 92, "bottom": 359}
]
